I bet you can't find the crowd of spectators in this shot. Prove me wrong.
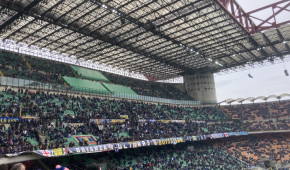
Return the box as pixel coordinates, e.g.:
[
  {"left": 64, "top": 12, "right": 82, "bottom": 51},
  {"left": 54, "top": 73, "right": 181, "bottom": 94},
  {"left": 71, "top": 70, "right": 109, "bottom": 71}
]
[
  {"left": 218, "top": 133, "right": 290, "bottom": 166},
  {"left": 43, "top": 142, "right": 248, "bottom": 170},
  {"left": 0, "top": 50, "right": 73, "bottom": 84},
  {"left": 9, "top": 133, "right": 289, "bottom": 169},
  {"left": 222, "top": 101, "right": 290, "bottom": 120},
  {"left": 0, "top": 88, "right": 289, "bottom": 157}
]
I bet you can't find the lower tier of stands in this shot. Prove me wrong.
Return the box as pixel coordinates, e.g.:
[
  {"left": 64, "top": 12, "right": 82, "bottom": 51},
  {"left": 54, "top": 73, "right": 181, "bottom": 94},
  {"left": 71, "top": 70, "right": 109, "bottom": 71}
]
[{"left": 29, "top": 133, "right": 289, "bottom": 169}]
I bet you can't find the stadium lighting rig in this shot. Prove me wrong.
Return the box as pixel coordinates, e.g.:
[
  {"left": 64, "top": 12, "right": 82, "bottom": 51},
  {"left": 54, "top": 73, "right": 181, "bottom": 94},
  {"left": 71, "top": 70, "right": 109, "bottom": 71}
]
[{"left": 283, "top": 60, "right": 289, "bottom": 77}]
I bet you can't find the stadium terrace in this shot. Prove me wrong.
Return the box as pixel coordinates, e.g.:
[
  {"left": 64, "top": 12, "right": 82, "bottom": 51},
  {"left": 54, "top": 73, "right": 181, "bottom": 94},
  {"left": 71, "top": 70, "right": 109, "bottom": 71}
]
[{"left": 0, "top": 0, "right": 289, "bottom": 169}]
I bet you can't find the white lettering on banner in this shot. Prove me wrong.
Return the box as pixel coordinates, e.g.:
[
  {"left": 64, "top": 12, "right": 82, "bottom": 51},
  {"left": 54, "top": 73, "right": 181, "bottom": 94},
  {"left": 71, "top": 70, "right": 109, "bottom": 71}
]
[
  {"left": 123, "top": 144, "right": 127, "bottom": 149},
  {"left": 76, "top": 148, "right": 80, "bottom": 153},
  {"left": 103, "top": 145, "right": 107, "bottom": 150},
  {"left": 81, "top": 147, "right": 86, "bottom": 153},
  {"left": 146, "top": 140, "right": 150, "bottom": 146},
  {"left": 99, "top": 145, "right": 103, "bottom": 151},
  {"left": 118, "top": 144, "right": 122, "bottom": 149},
  {"left": 94, "top": 146, "right": 98, "bottom": 152},
  {"left": 129, "top": 143, "right": 132, "bottom": 148},
  {"left": 137, "top": 142, "right": 141, "bottom": 147},
  {"left": 108, "top": 144, "right": 113, "bottom": 149},
  {"left": 142, "top": 141, "right": 146, "bottom": 146},
  {"left": 89, "top": 147, "right": 94, "bottom": 152}
]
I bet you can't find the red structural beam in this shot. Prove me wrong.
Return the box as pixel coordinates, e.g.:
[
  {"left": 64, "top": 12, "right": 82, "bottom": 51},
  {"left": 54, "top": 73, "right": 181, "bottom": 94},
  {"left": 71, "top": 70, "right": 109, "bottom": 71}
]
[{"left": 217, "top": 0, "right": 290, "bottom": 34}]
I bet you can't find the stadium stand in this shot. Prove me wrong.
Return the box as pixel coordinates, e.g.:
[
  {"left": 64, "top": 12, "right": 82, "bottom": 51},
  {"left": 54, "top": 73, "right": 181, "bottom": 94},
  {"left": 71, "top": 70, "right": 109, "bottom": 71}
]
[
  {"left": 0, "top": 50, "right": 193, "bottom": 100},
  {"left": 219, "top": 133, "right": 290, "bottom": 165},
  {"left": 0, "top": 88, "right": 289, "bottom": 157},
  {"left": 222, "top": 101, "right": 290, "bottom": 120},
  {"left": 44, "top": 142, "right": 248, "bottom": 170},
  {"left": 62, "top": 76, "right": 110, "bottom": 94},
  {"left": 32, "top": 133, "right": 290, "bottom": 169},
  {"left": 70, "top": 65, "right": 109, "bottom": 82},
  {"left": 102, "top": 71, "right": 192, "bottom": 100},
  {"left": 101, "top": 82, "right": 137, "bottom": 95},
  {"left": 0, "top": 50, "right": 74, "bottom": 84},
  {"left": 0, "top": 0, "right": 289, "bottom": 168}
]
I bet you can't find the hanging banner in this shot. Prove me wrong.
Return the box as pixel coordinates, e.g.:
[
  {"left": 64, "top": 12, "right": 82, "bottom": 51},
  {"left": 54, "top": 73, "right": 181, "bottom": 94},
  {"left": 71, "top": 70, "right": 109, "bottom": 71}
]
[
  {"left": 210, "top": 133, "right": 225, "bottom": 139},
  {"left": 186, "top": 136, "right": 199, "bottom": 141},
  {"left": 170, "top": 120, "right": 186, "bottom": 123},
  {"left": 158, "top": 120, "right": 171, "bottom": 123},
  {"left": 6, "top": 131, "right": 248, "bottom": 158},
  {"left": 139, "top": 119, "right": 157, "bottom": 123},
  {"left": 67, "top": 144, "right": 114, "bottom": 154},
  {"left": 73, "top": 135, "right": 98, "bottom": 145},
  {"left": 110, "top": 119, "right": 126, "bottom": 124},
  {"left": 120, "top": 115, "right": 129, "bottom": 119},
  {"left": 52, "top": 148, "right": 68, "bottom": 156},
  {"left": 139, "top": 119, "right": 185, "bottom": 124},
  {"left": 189, "top": 120, "right": 206, "bottom": 123},
  {"left": 154, "top": 137, "right": 184, "bottom": 146},
  {"left": 89, "top": 119, "right": 125, "bottom": 125},
  {"left": 35, "top": 149, "right": 54, "bottom": 157},
  {"left": 0, "top": 117, "right": 21, "bottom": 123}
]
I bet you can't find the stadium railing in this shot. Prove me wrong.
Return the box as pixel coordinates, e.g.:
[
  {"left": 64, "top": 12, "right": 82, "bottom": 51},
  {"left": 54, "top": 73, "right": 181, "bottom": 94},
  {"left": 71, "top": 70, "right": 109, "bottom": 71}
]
[{"left": 0, "top": 76, "right": 207, "bottom": 106}]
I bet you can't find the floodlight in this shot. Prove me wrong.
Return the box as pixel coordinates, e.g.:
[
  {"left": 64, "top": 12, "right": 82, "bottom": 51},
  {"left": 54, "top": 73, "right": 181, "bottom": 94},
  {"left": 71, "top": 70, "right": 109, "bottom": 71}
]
[{"left": 285, "top": 70, "right": 289, "bottom": 76}]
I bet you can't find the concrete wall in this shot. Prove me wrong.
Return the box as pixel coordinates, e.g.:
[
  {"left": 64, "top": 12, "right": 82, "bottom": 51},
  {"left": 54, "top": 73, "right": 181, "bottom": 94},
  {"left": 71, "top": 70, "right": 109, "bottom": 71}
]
[
  {"left": 171, "top": 83, "right": 186, "bottom": 92},
  {"left": 183, "top": 72, "right": 217, "bottom": 104}
]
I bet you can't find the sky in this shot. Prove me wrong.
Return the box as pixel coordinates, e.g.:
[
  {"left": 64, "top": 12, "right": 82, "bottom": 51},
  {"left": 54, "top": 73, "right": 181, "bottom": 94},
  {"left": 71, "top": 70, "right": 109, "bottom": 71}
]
[{"left": 215, "top": 0, "right": 290, "bottom": 102}]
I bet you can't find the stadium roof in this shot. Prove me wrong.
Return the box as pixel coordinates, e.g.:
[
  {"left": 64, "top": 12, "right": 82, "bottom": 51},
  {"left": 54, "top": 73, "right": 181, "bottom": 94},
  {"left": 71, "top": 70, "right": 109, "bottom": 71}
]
[
  {"left": 0, "top": 0, "right": 289, "bottom": 79},
  {"left": 219, "top": 93, "right": 290, "bottom": 104}
]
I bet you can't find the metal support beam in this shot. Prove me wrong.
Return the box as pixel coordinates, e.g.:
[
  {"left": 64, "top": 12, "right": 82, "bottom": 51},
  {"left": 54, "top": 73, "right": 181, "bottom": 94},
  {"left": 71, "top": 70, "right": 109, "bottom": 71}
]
[
  {"left": 0, "top": 1, "right": 190, "bottom": 72},
  {"left": 216, "top": 0, "right": 256, "bottom": 33},
  {"left": 218, "top": 0, "right": 290, "bottom": 34},
  {"left": 276, "top": 29, "right": 290, "bottom": 52},
  {"left": 84, "top": 0, "right": 209, "bottom": 59},
  {"left": 0, "top": 0, "right": 42, "bottom": 34},
  {"left": 20, "top": 1, "right": 87, "bottom": 45}
]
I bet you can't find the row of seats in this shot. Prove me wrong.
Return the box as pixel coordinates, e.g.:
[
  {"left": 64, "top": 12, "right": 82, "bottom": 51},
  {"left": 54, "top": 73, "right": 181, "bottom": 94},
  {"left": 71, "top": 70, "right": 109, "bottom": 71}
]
[
  {"left": 222, "top": 101, "right": 290, "bottom": 120},
  {"left": 219, "top": 133, "right": 290, "bottom": 165}
]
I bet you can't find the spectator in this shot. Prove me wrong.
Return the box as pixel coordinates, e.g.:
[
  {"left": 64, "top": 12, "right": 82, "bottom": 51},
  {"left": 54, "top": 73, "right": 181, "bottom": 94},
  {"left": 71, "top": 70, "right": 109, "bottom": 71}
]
[{"left": 10, "top": 163, "right": 25, "bottom": 170}]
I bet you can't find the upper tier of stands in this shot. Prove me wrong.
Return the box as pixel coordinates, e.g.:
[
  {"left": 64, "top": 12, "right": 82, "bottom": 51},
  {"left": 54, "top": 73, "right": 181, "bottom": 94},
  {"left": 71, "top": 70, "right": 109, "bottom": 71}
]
[
  {"left": 0, "top": 50, "right": 192, "bottom": 100},
  {"left": 0, "top": 51, "right": 74, "bottom": 84},
  {"left": 102, "top": 71, "right": 192, "bottom": 100},
  {"left": 70, "top": 65, "right": 109, "bottom": 82},
  {"left": 101, "top": 82, "right": 137, "bottom": 95},
  {"left": 63, "top": 76, "right": 137, "bottom": 95}
]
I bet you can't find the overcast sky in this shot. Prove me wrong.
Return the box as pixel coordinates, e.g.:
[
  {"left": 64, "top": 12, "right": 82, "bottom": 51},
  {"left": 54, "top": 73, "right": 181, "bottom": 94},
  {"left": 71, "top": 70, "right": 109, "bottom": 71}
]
[{"left": 215, "top": 0, "right": 290, "bottom": 102}]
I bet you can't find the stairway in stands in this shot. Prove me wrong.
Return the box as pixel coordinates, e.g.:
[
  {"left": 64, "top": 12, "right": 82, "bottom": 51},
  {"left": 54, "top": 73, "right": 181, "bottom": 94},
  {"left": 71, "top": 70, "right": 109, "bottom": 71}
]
[
  {"left": 58, "top": 75, "right": 69, "bottom": 86},
  {"left": 22, "top": 56, "right": 32, "bottom": 70},
  {"left": 0, "top": 69, "right": 4, "bottom": 77}
]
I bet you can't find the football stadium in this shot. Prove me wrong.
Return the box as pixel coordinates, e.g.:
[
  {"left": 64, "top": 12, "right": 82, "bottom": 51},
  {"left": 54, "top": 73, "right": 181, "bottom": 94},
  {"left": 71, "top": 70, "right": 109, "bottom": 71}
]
[{"left": 0, "top": 0, "right": 289, "bottom": 169}]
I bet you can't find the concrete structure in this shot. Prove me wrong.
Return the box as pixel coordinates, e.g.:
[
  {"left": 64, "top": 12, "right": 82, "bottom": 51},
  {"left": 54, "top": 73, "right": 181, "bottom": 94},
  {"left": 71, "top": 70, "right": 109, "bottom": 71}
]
[{"left": 184, "top": 72, "right": 217, "bottom": 104}]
